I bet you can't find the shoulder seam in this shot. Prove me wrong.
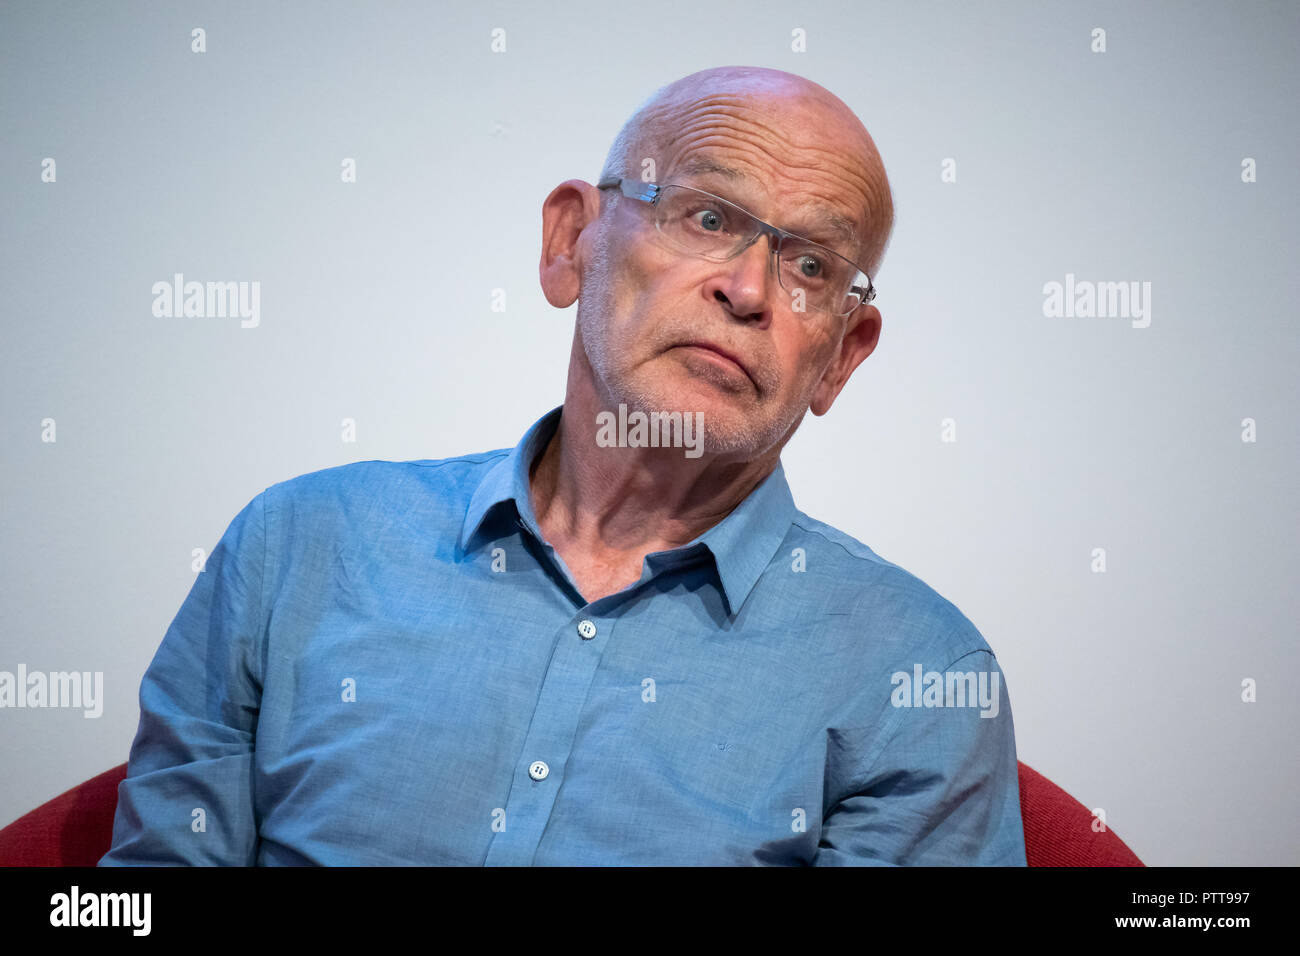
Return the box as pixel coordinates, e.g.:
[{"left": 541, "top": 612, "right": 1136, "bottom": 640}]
[
  {"left": 789, "top": 514, "right": 884, "bottom": 565},
  {"left": 943, "top": 646, "right": 996, "bottom": 669},
  {"left": 259, "top": 454, "right": 510, "bottom": 494},
  {"left": 411, "top": 451, "right": 509, "bottom": 471}
]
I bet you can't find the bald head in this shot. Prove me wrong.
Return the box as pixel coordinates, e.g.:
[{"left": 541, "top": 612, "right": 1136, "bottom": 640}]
[{"left": 598, "top": 66, "right": 894, "bottom": 278}]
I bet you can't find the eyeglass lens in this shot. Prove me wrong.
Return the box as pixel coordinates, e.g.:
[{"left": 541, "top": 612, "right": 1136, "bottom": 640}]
[{"left": 653, "top": 185, "right": 864, "bottom": 317}]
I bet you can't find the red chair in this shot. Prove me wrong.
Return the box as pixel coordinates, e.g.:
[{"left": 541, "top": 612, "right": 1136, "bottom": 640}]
[
  {"left": 0, "top": 763, "right": 127, "bottom": 867},
  {"left": 1017, "top": 761, "right": 1143, "bottom": 866},
  {"left": 0, "top": 759, "right": 1143, "bottom": 866}
]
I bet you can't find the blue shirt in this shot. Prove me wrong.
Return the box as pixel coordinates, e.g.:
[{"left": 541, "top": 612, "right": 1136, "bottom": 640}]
[{"left": 100, "top": 405, "right": 1026, "bottom": 866}]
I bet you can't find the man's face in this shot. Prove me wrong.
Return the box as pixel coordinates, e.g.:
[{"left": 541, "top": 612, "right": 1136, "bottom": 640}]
[{"left": 575, "top": 91, "right": 882, "bottom": 461}]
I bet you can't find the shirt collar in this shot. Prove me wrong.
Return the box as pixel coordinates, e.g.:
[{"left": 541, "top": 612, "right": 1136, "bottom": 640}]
[{"left": 460, "top": 404, "right": 799, "bottom": 616}]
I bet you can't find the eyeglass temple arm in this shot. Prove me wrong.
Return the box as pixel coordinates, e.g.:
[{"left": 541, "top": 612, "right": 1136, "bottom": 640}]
[{"left": 596, "top": 177, "right": 658, "bottom": 203}]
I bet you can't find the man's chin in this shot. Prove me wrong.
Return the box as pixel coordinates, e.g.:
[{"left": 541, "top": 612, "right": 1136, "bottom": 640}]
[
  {"left": 616, "top": 379, "right": 751, "bottom": 424},
  {"left": 604, "top": 393, "right": 772, "bottom": 460}
]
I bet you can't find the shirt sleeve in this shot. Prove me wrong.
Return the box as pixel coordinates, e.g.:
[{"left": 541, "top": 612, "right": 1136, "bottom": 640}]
[
  {"left": 812, "top": 648, "right": 1027, "bottom": 866},
  {"left": 99, "top": 491, "right": 268, "bottom": 866}
]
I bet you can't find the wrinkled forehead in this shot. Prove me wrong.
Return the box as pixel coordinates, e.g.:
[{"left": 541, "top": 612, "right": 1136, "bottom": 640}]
[{"left": 646, "top": 94, "right": 880, "bottom": 259}]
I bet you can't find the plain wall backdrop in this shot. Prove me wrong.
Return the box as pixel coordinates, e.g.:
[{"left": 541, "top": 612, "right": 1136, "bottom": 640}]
[{"left": 2, "top": 0, "right": 1297, "bottom": 865}]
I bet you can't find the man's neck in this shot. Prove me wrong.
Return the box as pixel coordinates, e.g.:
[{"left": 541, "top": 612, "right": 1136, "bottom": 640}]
[{"left": 527, "top": 390, "right": 781, "bottom": 576}]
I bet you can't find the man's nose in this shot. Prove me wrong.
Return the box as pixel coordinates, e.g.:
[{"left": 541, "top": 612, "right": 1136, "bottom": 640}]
[{"left": 707, "top": 233, "right": 777, "bottom": 319}]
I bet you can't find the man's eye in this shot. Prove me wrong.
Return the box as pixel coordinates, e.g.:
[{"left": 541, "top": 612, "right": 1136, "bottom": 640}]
[
  {"left": 797, "top": 255, "right": 825, "bottom": 278},
  {"left": 689, "top": 207, "right": 726, "bottom": 232}
]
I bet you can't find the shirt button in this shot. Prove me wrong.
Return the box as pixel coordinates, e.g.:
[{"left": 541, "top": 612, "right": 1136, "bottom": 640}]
[
  {"left": 528, "top": 760, "right": 549, "bottom": 781},
  {"left": 577, "top": 619, "right": 597, "bottom": 640}
]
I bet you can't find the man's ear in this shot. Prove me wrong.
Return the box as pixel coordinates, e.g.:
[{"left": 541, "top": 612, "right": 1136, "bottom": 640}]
[
  {"left": 539, "top": 180, "right": 602, "bottom": 308},
  {"left": 808, "top": 305, "right": 882, "bottom": 416}
]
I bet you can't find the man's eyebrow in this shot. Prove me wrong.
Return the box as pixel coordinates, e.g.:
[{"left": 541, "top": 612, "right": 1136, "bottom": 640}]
[{"left": 672, "top": 157, "right": 863, "bottom": 261}]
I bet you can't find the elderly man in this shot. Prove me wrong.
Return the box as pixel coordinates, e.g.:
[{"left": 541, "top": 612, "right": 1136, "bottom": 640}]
[{"left": 101, "top": 66, "right": 1026, "bottom": 866}]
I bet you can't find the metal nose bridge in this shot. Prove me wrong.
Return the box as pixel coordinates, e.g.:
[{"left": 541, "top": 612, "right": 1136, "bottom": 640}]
[{"left": 726, "top": 220, "right": 783, "bottom": 274}]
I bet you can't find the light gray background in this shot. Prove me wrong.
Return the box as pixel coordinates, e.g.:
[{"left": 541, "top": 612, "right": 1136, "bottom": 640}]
[{"left": 2, "top": 0, "right": 1297, "bottom": 865}]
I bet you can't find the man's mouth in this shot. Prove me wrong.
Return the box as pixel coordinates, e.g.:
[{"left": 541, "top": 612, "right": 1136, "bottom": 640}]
[{"left": 673, "top": 341, "right": 755, "bottom": 389}]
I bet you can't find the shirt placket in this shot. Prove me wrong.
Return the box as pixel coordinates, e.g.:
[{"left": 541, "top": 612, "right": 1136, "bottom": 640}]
[{"left": 482, "top": 519, "right": 619, "bottom": 866}]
